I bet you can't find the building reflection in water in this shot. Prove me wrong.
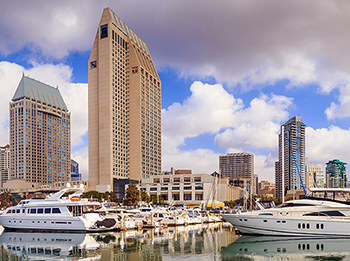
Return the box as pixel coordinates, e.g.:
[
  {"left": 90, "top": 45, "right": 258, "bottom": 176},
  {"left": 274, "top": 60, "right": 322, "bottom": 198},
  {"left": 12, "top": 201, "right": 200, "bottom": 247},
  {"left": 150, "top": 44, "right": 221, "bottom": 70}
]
[{"left": 0, "top": 223, "right": 237, "bottom": 260}]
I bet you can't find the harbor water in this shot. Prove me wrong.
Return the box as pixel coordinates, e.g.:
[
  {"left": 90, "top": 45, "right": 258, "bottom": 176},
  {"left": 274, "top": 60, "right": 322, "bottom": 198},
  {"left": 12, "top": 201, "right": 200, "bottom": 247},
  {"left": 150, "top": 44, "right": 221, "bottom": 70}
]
[{"left": 2, "top": 223, "right": 350, "bottom": 260}]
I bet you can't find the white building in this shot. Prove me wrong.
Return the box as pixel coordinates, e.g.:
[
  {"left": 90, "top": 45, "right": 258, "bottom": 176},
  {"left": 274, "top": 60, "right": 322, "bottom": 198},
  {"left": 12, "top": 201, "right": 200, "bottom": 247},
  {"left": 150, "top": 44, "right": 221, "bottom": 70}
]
[{"left": 135, "top": 172, "right": 244, "bottom": 206}]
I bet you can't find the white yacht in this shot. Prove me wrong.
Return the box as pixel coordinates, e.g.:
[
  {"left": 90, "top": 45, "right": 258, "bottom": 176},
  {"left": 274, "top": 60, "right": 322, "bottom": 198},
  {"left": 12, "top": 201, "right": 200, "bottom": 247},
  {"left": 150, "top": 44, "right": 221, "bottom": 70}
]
[
  {"left": 222, "top": 188, "right": 350, "bottom": 236},
  {"left": 0, "top": 185, "right": 117, "bottom": 232}
]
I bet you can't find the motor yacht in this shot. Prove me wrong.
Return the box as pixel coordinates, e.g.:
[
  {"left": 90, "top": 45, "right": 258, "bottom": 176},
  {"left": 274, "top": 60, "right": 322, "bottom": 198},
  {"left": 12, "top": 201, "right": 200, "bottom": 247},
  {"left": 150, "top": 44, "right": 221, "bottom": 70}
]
[
  {"left": 221, "top": 188, "right": 350, "bottom": 236},
  {"left": 0, "top": 185, "right": 117, "bottom": 232}
]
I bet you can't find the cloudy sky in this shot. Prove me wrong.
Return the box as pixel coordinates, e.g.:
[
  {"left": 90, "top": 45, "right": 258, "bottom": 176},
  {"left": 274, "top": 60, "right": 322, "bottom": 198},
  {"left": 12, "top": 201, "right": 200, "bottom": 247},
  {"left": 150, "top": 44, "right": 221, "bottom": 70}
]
[{"left": 1, "top": 0, "right": 350, "bottom": 182}]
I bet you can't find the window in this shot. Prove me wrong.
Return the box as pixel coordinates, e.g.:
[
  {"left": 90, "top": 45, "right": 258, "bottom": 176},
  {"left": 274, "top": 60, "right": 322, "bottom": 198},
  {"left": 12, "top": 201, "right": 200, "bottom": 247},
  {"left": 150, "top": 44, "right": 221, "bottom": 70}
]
[
  {"left": 195, "top": 194, "right": 203, "bottom": 200},
  {"left": 100, "top": 24, "right": 108, "bottom": 39},
  {"left": 30, "top": 209, "right": 36, "bottom": 214},
  {"left": 184, "top": 194, "right": 192, "bottom": 200},
  {"left": 132, "top": 66, "right": 138, "bottom": 73},
  {"left": 52, "top": 208, "right": 61, "bottom": 214},
  {"left": 37, "top": 208, "right": 44, "bottom": 214},
  {"left": 172, "top": 194, "right": 180, "bottom": 200},
  {"left": 90, "top": 61, "right": 97, "bottom": 69}
]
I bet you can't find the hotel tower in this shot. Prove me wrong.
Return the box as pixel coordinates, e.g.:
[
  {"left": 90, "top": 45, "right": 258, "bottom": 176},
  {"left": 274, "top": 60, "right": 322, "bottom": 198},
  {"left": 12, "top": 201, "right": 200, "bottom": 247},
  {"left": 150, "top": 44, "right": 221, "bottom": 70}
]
[
  {"left": 10, "top": 75, "right": 71, "bottom": 185},
  {"left": 88, "top": 8, "right": 161, "bottom": 195}
]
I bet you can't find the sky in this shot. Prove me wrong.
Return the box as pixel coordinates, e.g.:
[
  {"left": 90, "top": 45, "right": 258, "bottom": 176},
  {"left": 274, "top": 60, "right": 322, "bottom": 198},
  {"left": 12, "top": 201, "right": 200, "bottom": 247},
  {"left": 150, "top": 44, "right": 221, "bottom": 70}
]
[{"left": 1, "top": 0, "right": 350, "bottom": 182}]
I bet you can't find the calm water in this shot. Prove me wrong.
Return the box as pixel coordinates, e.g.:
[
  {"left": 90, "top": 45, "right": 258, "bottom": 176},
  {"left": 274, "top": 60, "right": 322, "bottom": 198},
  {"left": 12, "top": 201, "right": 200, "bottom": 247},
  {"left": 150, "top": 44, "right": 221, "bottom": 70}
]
[{"left": 2, "top": 223, "right": 350, "bottom": 260}]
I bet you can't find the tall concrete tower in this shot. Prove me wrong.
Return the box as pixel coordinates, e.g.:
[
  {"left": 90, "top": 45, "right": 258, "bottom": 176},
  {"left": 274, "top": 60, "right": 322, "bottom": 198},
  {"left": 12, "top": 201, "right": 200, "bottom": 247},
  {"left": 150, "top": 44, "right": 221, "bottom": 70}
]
[{"left": 88, "top": 8, "right": 161, "bottom": 197}]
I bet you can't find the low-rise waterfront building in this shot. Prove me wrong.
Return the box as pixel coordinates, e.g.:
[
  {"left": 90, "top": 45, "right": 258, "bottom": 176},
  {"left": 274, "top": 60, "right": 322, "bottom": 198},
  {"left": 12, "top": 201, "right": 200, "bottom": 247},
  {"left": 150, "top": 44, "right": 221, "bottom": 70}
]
[
  {"left": 136, "top": 171, "right": 245, "bottom": 206},
  {"left": 258, "top": 181, "right": 276, "bottom": 198}
]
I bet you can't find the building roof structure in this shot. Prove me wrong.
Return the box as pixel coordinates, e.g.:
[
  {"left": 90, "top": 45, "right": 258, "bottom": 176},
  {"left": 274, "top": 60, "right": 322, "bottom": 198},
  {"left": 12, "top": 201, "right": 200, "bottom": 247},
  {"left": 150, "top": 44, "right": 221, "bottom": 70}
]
[{"left": 12, "top": 75, "right": 68, "bottom": 111}]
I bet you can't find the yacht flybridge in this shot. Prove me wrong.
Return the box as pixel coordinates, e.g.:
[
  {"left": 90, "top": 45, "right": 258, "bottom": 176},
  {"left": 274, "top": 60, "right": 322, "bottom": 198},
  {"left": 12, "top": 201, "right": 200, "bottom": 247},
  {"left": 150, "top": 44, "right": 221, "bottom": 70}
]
[
  {"left": 0, "top": 185, "right": 117, "bottom": 232},
  {"left": 222, "top": 188, "right": 350, "bottom": 237}
]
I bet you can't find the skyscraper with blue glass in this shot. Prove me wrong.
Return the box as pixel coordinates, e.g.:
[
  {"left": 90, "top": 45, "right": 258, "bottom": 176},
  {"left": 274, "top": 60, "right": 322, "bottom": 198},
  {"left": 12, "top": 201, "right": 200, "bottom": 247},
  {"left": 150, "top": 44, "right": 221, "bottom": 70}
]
[{"left": 275, "top": 116, "right": 306, "bottom": 199}]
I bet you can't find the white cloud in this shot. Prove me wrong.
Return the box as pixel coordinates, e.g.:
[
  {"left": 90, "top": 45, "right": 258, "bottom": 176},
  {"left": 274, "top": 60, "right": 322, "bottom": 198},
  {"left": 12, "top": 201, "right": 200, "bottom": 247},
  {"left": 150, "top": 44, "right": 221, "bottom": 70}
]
[
  {"left": 162, "top": 81, "right": 243, "bottom": 153},
  {"left": 255, "top": 154, "right": 276, "bottom": 183},
  {"left": 162, "top": 148, "right": 220, "bottom": 174},
  {"left": 72, "top": 146, "right": 88, "bottom": 179},
  {"left": 214, "top": 94, "right": 293, "bottom": 150},
  {"left": 306, "top": 126, "right": 350, "bottom": 167}
]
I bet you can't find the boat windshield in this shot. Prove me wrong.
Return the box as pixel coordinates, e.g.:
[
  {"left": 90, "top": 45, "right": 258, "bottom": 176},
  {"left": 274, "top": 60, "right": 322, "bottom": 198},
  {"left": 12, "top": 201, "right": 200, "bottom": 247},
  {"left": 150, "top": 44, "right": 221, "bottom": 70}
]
[{"left": 276, "top": 202, "right": 316, "bottom": 208}]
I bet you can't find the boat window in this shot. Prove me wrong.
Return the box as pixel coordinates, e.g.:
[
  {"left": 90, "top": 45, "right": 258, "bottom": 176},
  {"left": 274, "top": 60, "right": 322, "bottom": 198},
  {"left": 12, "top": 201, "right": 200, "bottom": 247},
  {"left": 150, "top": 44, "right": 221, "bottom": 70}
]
[
  {"left": 303, "top": 211, "right": 345, "bottom": 217},
  {"left": 52, "top": 208, "right": 61, "bottom": 214},
  {"left": 22, "top": 209, "right": 25, "bottom": 213},
  {"left": 37, "top": 208, "right": 44, "bottom": 214},
  {"left": 30, "top": 209, "right": 36, "bottom": 214},
  {"left": 6, "top": 209, "right": 10, "bottom": 214},
  {"left": 16, "top": 209, "right": 20, "bottom": 214},
  {"left": 45, "top": 208, "right": 51, "bottom": 214},
  {"left": 259, "top": 213, "right": 273, "bottom": 216},
  {"left": 277, "top": 202, "right": 315, "bottom": 208},
  {"left": 11, "top": 210, "right": 15, "bottom": 214}
]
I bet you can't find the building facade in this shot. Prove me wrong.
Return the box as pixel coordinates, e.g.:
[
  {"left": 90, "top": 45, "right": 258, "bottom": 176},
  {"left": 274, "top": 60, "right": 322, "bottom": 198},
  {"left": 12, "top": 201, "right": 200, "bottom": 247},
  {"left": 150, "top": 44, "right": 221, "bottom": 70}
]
[
  {"left": 326, "top": 159, "right": 347, "bottom": 188},
  {"left": 275, "top": 116, "right": 306, "bottom": 199},
  {"left": 10, "top": 75, "right": 71, "bottom": 185},
  {"left": 0, "top": 145, "right": 10, "bottom": 188},
  {"left": 219, "top": 152, "right": 255, "bottom": 194},
  {"left": 88, "top": 7, "right": 161, "bottom": 193},
  {"left": 136, "top": 173, "right": 244, "bottom": 206},
  {"left": 71, "top": 159, "right": 81, "bottom": 181},
  {"left": 306, "top": 165, "right": 324, "bottom": 189}
]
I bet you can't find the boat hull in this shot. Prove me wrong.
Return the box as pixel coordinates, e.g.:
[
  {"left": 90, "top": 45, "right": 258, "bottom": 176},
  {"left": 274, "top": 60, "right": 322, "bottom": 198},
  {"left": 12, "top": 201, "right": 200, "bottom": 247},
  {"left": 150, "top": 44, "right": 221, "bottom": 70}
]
[{"left": 222, "top": 213, "right": 350, "bottom": 237}]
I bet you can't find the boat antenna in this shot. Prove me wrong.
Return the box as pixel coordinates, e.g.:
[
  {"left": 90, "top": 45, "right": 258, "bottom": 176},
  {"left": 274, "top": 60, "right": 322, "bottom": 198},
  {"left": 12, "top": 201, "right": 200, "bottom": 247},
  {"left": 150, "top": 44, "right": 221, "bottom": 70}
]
[{"left": 285, "top": 132, "right": 307, "bottom": 196}]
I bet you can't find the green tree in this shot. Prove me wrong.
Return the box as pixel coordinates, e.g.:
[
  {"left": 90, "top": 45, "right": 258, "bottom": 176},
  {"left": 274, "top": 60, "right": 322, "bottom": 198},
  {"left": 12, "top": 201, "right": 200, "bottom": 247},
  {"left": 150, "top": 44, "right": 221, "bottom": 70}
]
[
  {"left": 124, "top": 184, "right": 140, "bottom": 205},
  {"left": 150, "top": 195, "right": 164, "bottom": 204},
  {"left": 105, "top": 191, "right": 118, "bottom": 202},
  {"left": 82, "top": 191, "right": 108, "bottom": 202},
  {"left": 140, "top": 190, "right": 150, "bottom": 203}
]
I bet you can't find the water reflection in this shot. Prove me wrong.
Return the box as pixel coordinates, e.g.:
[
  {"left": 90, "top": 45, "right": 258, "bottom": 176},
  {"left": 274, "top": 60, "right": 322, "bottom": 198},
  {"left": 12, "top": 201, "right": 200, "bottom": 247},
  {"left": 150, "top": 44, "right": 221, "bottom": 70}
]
[
  {"left": 221, "top": 235, "right": 350, "bottom": 260},
  {"left": 0, "top": 223, "right": 237, "bottom": 260}
]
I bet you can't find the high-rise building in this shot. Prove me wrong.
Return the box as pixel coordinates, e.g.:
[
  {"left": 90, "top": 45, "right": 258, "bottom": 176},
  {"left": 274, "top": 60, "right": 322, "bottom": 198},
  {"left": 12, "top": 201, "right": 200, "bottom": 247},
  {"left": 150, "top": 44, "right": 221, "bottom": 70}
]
[
  {"left": 0, "top": 144, "right": 10, "bottom": 188},
  {"left": 275, "top": 116, "right": 306, "bottom": 199},
  {"left": 10, "top": 75, "right": 71, "bottom": 185},
  {"left": 219, "top": 153, "right": 255, "bottom": 194},
  {"left": 306, "top": 165, "right": 324, "bottom": 189},
  {"left": 88, "top": 8, "right": 162, "bottom": 195},
  {"left": 326, "top": 159, "right": 347, "bottom": 188}
]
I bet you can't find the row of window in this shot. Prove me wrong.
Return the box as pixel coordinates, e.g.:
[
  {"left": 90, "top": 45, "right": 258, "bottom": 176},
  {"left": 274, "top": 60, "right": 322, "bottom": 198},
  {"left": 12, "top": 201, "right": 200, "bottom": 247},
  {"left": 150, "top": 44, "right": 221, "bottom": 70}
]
[{"left": 7, "top": 208, "right": 61, "bottom": 214}]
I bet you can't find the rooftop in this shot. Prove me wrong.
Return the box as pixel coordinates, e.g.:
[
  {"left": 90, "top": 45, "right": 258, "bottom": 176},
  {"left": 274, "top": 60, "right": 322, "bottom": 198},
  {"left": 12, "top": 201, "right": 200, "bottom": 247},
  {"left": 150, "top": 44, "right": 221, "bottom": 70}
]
[{"left": 12, "top": 75, "right": 68, "bottom": 111}]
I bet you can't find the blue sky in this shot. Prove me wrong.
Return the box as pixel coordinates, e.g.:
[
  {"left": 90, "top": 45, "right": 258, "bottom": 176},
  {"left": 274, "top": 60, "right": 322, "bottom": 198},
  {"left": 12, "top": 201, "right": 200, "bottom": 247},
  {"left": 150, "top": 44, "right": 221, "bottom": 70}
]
[{"left": 1, "top": 1, "right": 350, "bottom": 182}]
